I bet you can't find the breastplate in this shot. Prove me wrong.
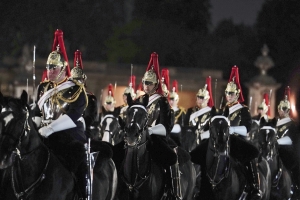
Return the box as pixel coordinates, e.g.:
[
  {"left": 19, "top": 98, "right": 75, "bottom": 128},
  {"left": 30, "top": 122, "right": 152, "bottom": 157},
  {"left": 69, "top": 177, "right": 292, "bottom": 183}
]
[
  {"left": 42, "top": 99, "right": 69, "bottom": 121},
  {"left": 147, "top": 99, "right": 160, "bottom": 127},
  {"left": 229, "top": 109, "right": 242, "bottom": 126}
]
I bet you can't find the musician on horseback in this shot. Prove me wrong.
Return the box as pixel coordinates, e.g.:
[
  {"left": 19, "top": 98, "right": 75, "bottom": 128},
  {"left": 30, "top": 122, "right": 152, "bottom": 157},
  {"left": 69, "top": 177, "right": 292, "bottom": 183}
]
[
  {"left": 135, "top": 52, "right": 182, "bottom": 199},
  {"left": 34, "top": 30, "right": 88, "bottom": 199},
  {"left": 223, "top": 65, "right": 262, "bottom": 200},
  {"left": 276, "top": 86, "right": 300, "bottom": 199}
]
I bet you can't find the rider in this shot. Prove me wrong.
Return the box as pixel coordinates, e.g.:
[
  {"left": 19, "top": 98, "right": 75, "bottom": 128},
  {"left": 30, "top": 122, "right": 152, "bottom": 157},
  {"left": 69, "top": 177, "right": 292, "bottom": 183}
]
[
  {"left": 169, "top": 80, "right": 186, "bottom": 146},
  {"left": 252, "top": 93, "right": 271, "bottom": 123},
  {"left": 135, "top": 52, "right": 181, "bottom": 199},
  {"left": 224, "top": 65, "right": 261, "bottom": 199},
  {"left": 276, "top": 86, "right": 300, "bottom": 199},
  {"left": 184, "top": 76, "right": 214, "bottom": 143},
  {"left": 34, "top": 30, "right": 88, "bottom": 199},
  {"left": 119, "top": 75, "right": 137, "bottom": 122}
]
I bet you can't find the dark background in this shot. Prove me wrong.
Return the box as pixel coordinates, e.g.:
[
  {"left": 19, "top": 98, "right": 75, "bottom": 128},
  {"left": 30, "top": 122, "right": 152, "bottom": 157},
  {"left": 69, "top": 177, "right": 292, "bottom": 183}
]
[{"left": 0, "top": 0, "right": 300, "bottom": 111}]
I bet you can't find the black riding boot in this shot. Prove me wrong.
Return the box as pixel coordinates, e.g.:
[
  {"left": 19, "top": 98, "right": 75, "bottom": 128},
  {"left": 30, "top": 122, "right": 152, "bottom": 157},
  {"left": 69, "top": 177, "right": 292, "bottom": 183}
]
[
  {"left": 170, "top": 147, "right": 182, "bottom": 200},
  {"left": 75, "top": 161, "right": 88, "bottom": 200},
  {"left": 246, "top": 159, "right": 262, "bottom": 200}
]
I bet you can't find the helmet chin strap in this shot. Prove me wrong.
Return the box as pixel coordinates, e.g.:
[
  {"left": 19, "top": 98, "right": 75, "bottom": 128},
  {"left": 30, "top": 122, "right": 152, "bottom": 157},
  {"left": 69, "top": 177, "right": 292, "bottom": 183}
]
[{"left": 55, "top": 66, "right": 66, "bottom": 82}]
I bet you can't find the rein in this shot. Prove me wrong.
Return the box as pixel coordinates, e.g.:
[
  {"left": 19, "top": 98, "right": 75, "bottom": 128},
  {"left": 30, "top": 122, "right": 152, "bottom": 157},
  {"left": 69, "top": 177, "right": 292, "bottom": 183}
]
[
  {"left": 122, "top": 105, "right": 151, "bottom": 193},
  {"left": 207, "top": 116, "right": 231, "bottom": 189}
]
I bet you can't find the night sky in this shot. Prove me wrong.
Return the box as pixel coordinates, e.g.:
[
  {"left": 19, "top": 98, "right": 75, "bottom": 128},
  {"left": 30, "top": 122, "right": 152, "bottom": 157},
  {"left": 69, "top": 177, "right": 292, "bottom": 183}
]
[{"left": 211, "top": 0, "right": 263, "bottom": 26}]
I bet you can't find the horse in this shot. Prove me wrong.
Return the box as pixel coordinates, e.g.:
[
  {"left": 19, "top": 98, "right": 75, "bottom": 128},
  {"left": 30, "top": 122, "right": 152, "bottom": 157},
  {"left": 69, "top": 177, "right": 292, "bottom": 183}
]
[
  {"left": 0, "top": 91, "right": 117, "bottom": 200},
  {"left": 100, "top": 114, "right": 124, "bottom": 145},
  {"left": 204, "top": 107, "right": 271, "bottom": 200},
  {"left": 258, "top": 118, "right": 292, "bottom": 200},
  {"left": 115, "top": 95, "right": 196, "bottom": 200}
]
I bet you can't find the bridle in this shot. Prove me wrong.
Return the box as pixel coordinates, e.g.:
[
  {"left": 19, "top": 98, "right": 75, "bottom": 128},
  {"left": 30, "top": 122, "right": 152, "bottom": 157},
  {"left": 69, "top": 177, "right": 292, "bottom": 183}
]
[
  {"left": 1, "top": 104, "right": 50, "bottom": 200},
  {"left": 124, "top": 105, "right": 148, "bottom": 148},
  {"left": 207, "top": 116, "right": 231, "bottom": 189}
]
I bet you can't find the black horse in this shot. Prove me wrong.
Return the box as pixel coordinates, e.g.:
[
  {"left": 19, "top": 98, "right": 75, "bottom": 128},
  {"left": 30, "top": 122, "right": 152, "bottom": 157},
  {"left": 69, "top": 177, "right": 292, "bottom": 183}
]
[
  {"left": 258, "top": 118, "right": 292, "bottom": 200},
  {"left": 204, "top": 107, "right": 271, "bottom": 200},
  {"left": 115, "top": 95, "right": 196, "bottom": 200},
  {"left": 0, "top": 91, "right": 117, "bottom": 200},
  {"left": 100, "top": 114, "right": 124, "bottom": 145}
]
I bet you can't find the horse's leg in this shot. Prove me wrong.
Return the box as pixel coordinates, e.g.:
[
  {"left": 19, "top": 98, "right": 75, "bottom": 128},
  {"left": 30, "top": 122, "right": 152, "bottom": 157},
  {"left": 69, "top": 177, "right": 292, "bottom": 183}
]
[{"left": 92, "top": 157, "right": 117, "bottom": 200}]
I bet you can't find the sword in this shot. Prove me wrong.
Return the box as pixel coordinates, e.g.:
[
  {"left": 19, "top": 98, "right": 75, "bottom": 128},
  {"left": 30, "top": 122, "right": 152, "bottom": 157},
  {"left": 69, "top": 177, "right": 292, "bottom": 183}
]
[
  {"left": 214, "top": 78, "right": 217, "bottom": 107},
  {"left": 32, "top": 45, "right": 36, "bottom": 103},
  {"left": 249, "top": 96, "right": 252, "bottom": 114},
  {"left": 219, "top": 96, "right": 224, "bottom": 110}
]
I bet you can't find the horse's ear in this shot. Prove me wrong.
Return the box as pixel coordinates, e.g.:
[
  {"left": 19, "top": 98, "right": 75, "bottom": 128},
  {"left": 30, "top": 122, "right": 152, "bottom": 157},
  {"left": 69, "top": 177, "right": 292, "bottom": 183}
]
[
  {"left": 20, "top": 90, "right": 28, "bottom": 105},
  {"left": 260, "top": 117, "right": 266, "bottom": 128},
  {"left": 127, "top": 94, "right": 133, "bottom": 107},
  {"left": 223, "top": 106, "right": 229, "bottom": 117},
  {"left": 142, "top": 94, "right": 149, "bottom": 107},
  {"left": 211, "top": 106, "right": 217, "bottom": 117},
  {"left": 0, "top": 91, "right": 4, "bottom": 105}
]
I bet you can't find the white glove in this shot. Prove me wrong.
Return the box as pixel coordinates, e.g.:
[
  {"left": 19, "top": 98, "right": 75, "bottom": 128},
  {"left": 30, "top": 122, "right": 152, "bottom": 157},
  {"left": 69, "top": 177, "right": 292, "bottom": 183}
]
[
  {"left": 200, "top": 130, "right": 210, "bottom": 140},
  {"left": 148, "top": 124, "right": 166, "bottom": 136},
  {"left": 39, "top": 126, "right": 54, "bottom": 138},
  {"left": 32, "top": 116, "right": 42, "bottom": 128},
  {"left": 38, "top": 114, "right": 76, "bottom": 138},
  {"left": 171, "top": 124, "right": 181, "bottom": 133},
  {"left": 229, "top": 126, "right": 247, "bottom": 136},
  {"left": 277, "top": 136, "right": 292, "bottom": 145}
]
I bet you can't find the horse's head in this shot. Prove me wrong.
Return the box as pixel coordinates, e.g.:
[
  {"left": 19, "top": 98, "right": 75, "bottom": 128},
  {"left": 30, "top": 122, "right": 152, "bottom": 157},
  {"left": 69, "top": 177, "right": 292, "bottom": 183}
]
[
  {"left": 258, "top": 117, "right": 277, "bottom": 161},
  {"left": 100, "top": 114, "right": 120, "bottom": 144},
  {"left": 0, "top": 90, "right": 30, "bottom": 169},
  {"left": 209, "top": 106, "right": 230, "bottom": 156},
  {"left": 124, "top": 94, "right": 149, "bottom": 147}
]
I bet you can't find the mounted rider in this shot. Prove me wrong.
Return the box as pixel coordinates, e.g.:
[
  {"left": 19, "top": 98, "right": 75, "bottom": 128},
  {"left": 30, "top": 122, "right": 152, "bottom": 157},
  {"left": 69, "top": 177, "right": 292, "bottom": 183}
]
[
  {"left": 184, "top": 76, "right": 214, "bottom": 143},
  {"left": 135, "top": 52, "right": 182, "bottom": 199},
  {"left": 276, "top": 86, "right": 300, "bottom": 199},
  {"left": 169, "top": 80, "right": 186, "bottom": 146},
  {"left": 119, "top": 75, "right": 137, "bottom": 122},
  {"left": 223, "top": 65, "right": 262, "bottom": 200},
  {"left": 252, "top": 93, "right": 271, "bottom": 123},
  {"left": 34, "top": 30, "right": 88, "bottom": 199}
]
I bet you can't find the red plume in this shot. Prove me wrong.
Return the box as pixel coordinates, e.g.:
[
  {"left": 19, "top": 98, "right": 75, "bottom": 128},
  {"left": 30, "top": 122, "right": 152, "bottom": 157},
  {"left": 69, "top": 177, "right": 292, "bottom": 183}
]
[
  {"left": 228, "top": 65, "right": 244, "bottom": 102},
  {"left": 206, "top": 76, "right": 214, "bottom": 107},
  {"left": 145, "top": 52, "right": 163, "bottom": 95},
  {"left": 52, "top": 29, "right": 71, "bottom": 77},
  {"left": 41, "top": 70, "right": 48, "bottom": 82},
  {"left": 107, "top": 84, "right": 114, "bottom": 97},
  {"left": 172, "top": 80, "right": 178, "bottom": 93},
  {"left": 129, "top": 75, "right": 136, "bottom": 91},
  {"left": 263, "top": 93, "right": 270, "bottom": 116},
  {"left": 74, "top": 50, "right": 83, "bottom": 69},
  {"left": 284, "top": 86, "right": 290, "bottom": 101},
  {"left": 161, "top": 68, "right": 170, "bottom": 90}
]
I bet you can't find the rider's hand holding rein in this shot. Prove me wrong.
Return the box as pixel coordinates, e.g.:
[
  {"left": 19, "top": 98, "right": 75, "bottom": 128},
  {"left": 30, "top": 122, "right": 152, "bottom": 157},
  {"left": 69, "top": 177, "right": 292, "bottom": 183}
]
[{"left": 39, "top": 114, "right": 76, "bottom": 137}]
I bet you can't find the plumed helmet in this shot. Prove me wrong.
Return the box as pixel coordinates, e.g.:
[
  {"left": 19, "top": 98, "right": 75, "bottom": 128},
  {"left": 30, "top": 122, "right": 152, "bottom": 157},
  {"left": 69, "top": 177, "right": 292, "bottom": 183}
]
[
  {"left": 142, "top": 52, "right": 163, "bottom": 95},
  {"left": 71, "top": 50, "right": 86, "bottom": 80},
  {"left": 196, "top": 76, "right": 214, "bottom": 107},
  {"left": 161, "top": 68, "right": 170, "bottom": 97},
  {"left": 278, "top": 86, "right": 291, "bottom": 111},
  {"left": 105, "top": 84, "right": 116, "bottom": 105},
  {"left": 169, "top": 80, "right": 179, "bottom": 101},
  {"left": 258, "top": 93, "right": 270, "bottom": 116},
  {"left": 225, "top": 65, "right": 244, "bottom": 102},
  {"left": 46, "top": 29, "right": 71, "bottom": 77},
  {"left": 124, "top": 75, "right": 136, "bottom": 99}
]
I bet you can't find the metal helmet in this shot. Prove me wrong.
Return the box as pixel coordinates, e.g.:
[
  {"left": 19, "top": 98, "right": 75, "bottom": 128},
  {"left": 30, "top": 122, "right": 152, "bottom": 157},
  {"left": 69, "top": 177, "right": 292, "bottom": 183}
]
[
  {"left": 71, "top": 50, "right": 86, "bottom": 81},
  {"left": 170, "top": 80, "right": 179, "bottom": 101},
  {"left": 225, "top": 65, "right": 244, "bottom": 102},
  {"left": 104, "top": 84, "right": 116, "bottom": 105},
  {"left": 161, "top": 68, "right": 170, "bottom": 97},
  {"left": 258, "top": 93, "right": 270, "bottom": 115},
  {"left": 124, "top": 75, "right": 136, "bottom": 99}
]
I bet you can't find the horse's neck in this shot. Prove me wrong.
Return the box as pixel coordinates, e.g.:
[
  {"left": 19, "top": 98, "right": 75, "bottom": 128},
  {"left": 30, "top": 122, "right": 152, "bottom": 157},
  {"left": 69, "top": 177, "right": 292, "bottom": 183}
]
[
  {"left": 206, "top": 142, "right": 229, "bottom": 182},
  {"left": 13, "top": 131, "right": 48, "bottom": 188},
  {"left": 269, "top": 150, "right": 281, "bottom": 179},
  {"left": 123, "top": 132, "right": 149, "bottom": 183}
]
